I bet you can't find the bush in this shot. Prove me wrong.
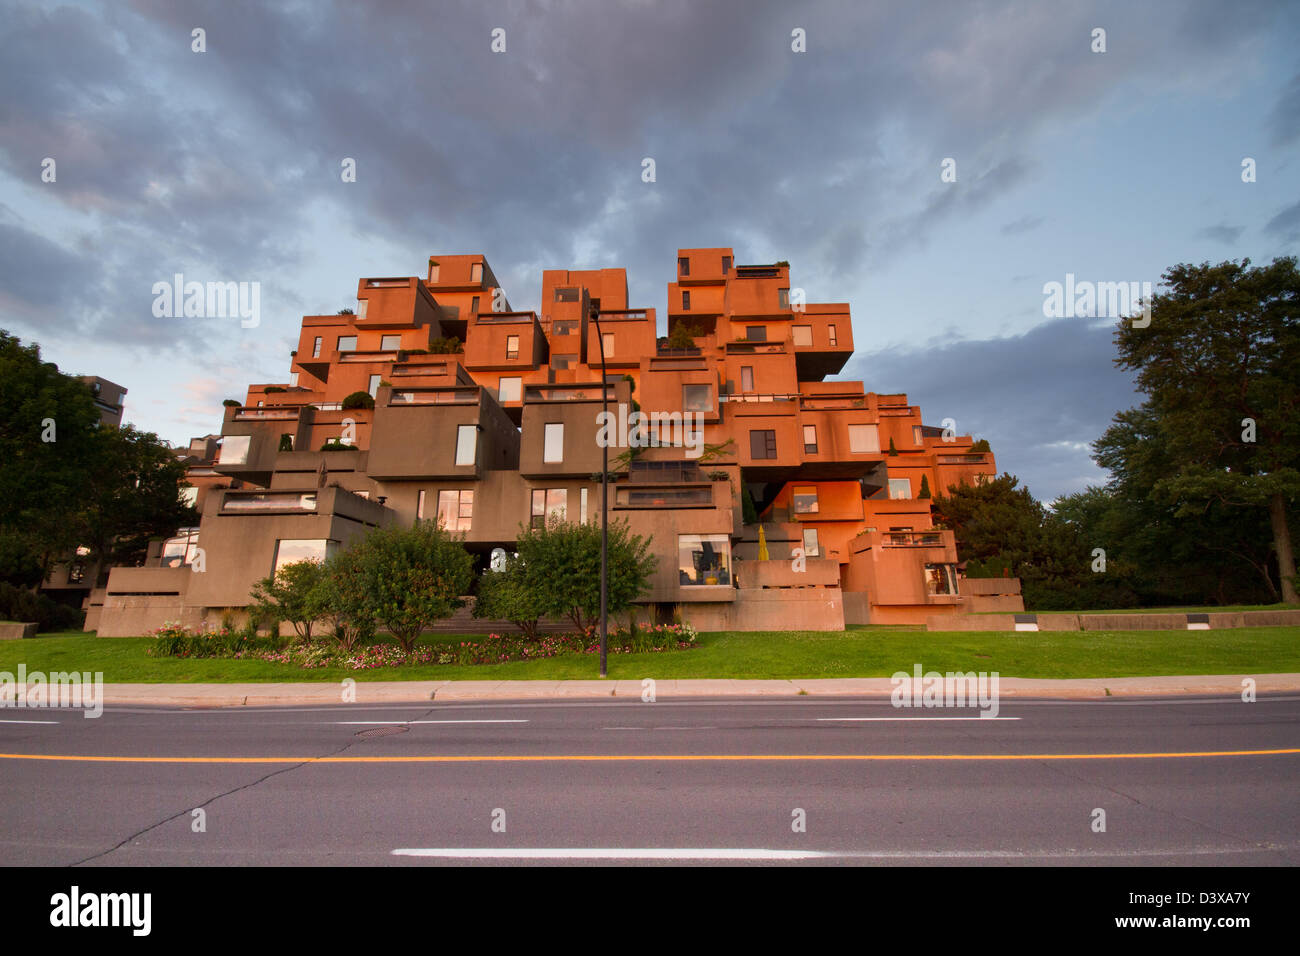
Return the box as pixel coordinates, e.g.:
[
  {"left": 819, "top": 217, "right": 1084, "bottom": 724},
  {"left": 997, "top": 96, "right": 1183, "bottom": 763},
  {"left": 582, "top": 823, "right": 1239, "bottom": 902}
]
[
  {"left": 264, "top": 385, "right": 286, "bottom": 394},
  {"left": 222, "top": 399, "right": 241, "bottom": 408},
  {"left": 0, "top": 582, "right": 83, "bottom": 632},
  {"left": 340, "top": 391, "right": 375, "bottom": 410},
  {"left": 278, "top": 433, "right": 294, "bottom": 452},
  {"left": 145, "top": 621, "right": 288, "bottom": 658},
  {"left": 428, "top": 337, "right": 462, "bottom": 354},
  {"left": 320, "top": 440, "right": 359, "bottom": 451}
]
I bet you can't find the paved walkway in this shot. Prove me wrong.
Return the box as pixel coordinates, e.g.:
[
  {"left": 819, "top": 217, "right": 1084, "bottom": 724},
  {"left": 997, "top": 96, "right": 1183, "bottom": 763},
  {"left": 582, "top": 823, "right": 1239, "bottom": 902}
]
[{"left": 82, "top": 674, "right": 1300, "bottom": 707}]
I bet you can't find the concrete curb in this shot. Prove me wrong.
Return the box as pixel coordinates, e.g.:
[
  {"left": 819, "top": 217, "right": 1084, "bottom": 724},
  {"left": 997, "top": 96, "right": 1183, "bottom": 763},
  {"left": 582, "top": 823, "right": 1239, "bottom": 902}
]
[{"left": 80, "top": 674, "right": 1300, "bottom": 708}]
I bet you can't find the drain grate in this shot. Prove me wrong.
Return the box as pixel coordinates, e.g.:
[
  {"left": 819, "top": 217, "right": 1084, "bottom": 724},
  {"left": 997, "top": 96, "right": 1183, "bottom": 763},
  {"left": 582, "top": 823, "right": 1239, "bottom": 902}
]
[{"left": 355, "top": 725, "right": 410, "bottom": 738}]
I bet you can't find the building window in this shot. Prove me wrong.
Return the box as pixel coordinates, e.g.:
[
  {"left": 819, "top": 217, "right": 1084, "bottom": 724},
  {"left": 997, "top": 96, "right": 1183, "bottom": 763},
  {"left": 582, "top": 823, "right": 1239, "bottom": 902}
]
[
  {"left": 828, "top": 324, "right": 838, "bottom": 347},
  {"left": 289, "top": 372, "right": 299, "bottom": 387},
  {"left": 913, "top": 425, "right": 923, "bottom": 446},
  {"left": 792, "top": 486, "right": 819, "bottom": 514},
  {"left": 678, "top": 534, "right": 731, "bottom": 586},
  {"left": 381, "top": 334, "right": 401, "bottom": 350},
  {"left": 543, "top": 423, "right": 564, "bottom": 463},
  {"left": 312, "top": 336, "right": 323, "bottom": 358},
  {"left": 498, "top": 377, "right": 522, "bottom": 403},
  {"left": 803, "top": 425, "right": 818, "bottom": 454},
  {"left": 552, "top": 354, "right": 576, "bottom": 370},
  {"left": 682, "top": 290, "right": 691, "bottom": 310},
  {"left": 553, "top": 320, "right": 577, "bottom": 335},
  {"left": 678, "top": 257, "right": 690, "bottom": 276},
  {"left": 848, "top": 424, "right": 880, "bottom": 454},
  {"left": 437, "top": 489, "right": 474, "bottom": 532},
  {"left": 745, "top": 326, "right": 766, "bottom": 342},
  {"left": 471, "top": 262, "right": 483, "bottom": 284},
  {"left": 802, "top": 527, "right": 820, "bottom": 557},
  {"left": 180, "top": 486, "right": 199, "bottom": 508},
  {"left": 682, "top": 384, "right": 712, "bottom": 413},
  {"left": 471, "top": 295, "right": 480, "bottom": 314},
  {"left": 455, "top": 425, "right": 477, "bottom": 467},
  {"left": 357, "top": 300, "right": 368, "bottom": 318},
  {"left": 889, "top": 478, "right": 912, "bottom": 500},
  {"left": 792, "top": 325, "right": 813, "bottom": 347},
  {"left": 506, "top": 335, "right": 520, "bottom": 360},
  {"left": 531, "top": 488, "right": 567, "bottom": 528},
  {"left": 926, "top": 563, "right": 958, "bottom": 596},
  {"left": 218, "top": 435, "right": 251, "bottom": 465},
  {"left": 778, "top": 289, "right": 790, "bottom": 309},
  {"left": 273, "top": 539, "right": 335, "bottom": 574},
  {"left": 722, "top": 256, "right": 731, "bottom": 274},
  {"left": 554, "top": 287, "right": 579, "bottom": 302},
  {"left": 602, "top": 332, "right": 615, "bottom": 358},
  {"left": 368, "top": 374, "right": 383, "bottom": 397},
  {"left": 417, "top": 489, "right": 426, "bottom": 519},
  {"left": 580, "top": 487, "right": 588, "bottom": 524},
  {"left": 429, "top": 261, "right": 440, "bottom": 282},
  {"left": 740, "top": 366, "right": 754, "bottom": 392},
  {"left": 161, "top": 530, "right": 200, "bottom": 568},
  {"left": 337, "top": 335, "right": 357, "bottom": 352},
  {"left": 750, "top": 430, "right": 777, "bottom": 460}
]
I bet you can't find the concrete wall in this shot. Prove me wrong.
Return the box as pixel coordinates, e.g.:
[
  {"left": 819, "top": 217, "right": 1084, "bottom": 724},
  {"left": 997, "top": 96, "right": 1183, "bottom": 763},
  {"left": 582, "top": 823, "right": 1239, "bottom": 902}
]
[{"left": 685, "top": 587, "right": 843, "bottom": 631}]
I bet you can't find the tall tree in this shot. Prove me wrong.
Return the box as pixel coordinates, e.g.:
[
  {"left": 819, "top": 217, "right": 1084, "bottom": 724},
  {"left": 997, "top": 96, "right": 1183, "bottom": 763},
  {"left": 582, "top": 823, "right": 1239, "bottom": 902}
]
[{"left": 1105, "top": 257, "right": 1300, "bottom": 603}]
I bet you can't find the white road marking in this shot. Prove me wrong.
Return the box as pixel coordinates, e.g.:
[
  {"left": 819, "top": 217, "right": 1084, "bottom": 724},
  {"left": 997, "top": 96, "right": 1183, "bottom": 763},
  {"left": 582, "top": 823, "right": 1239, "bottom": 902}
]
[
  {"left": 816, "top": 717, "right": 1020, "bottom": 721},
  {"left": 0, "top": 719, "right": 59, "bottom": 724},
  {"left": 334, "top": 719, "right": 529, "bottom": 725},
  {"left": 393, "top": 848, "right": 835, "bottom": 860}
]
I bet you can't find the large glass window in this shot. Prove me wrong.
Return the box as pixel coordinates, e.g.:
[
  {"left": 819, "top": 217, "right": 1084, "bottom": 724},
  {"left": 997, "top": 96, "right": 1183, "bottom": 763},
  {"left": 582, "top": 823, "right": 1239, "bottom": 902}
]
[
  {"left": 802, "top": 527, "right": 820, "bottom": 557},
  {"left": 273, "top": 538, "right": 335, "bottom": 574},
  {"left": 337, "top": 335, "right": 357, "bottom": 352},
  {"left": 218, "top": 435, "right": 251, "bottom": 465},
  {"left": 803, "top": 424, "right": 818, "bottom": 454},
  {"left": 740, "top": 366, "right": 754, "bottom": 392},
  {"left": 381, "top": 334, "right": 401, "bottom": 350},
  {"left": 926, "top": 563, "right": 958, "bottom": 596},
  {"left": 778, "top": 289, "right": 791, "bottom": 309},
  {"left": 161, "top": 530, "right": 201, "bottom": 568},
  {"left": 792, "top": 486, "right": 819, "bottom": 514},
  {"left": 678, "top": 257, "right": 690, "bottom": 276},
  {"left": 848, "top": 424, "right": 880, "bottom": 454},
  {"left": 543, "top": 423, "right": 564, "bottom": 463},
  {"left": 455, "top": 425, "right": 477, "bottom": 466},
  {"left": 602, "top": 332, "right": 615, "bottom": 358},
  {"left": 506, "top": 335, "right": 520, "bottom": 360},
  {"left": 437, "top": 489, "right": 474, "bottom": 532},
  {"left": 678, "top": 534, "right": 731, "bottom": 586},
  {"left": 531, "top": 488, "right": 567, "bottom": 528},
  {"left": 312, "top": 336, "right": 322, "bottom": 358},
  {"left": 749, "top": 429, "right": 777, "bottom": 460},
  {"left": 498, "top": 377, "right": 522, "bottom": 403},
  {"left": 745, "top": 326, "right": 766, "bottom": 342},
  {"left": 682, "top": 384, "right": 712, "bottom": 413},
  {"left": 682, "top": 291, "right": 691, "bottom": 310},
  {"left": 889, "top": 478, "right": 912, "bottom": 500},
  {"left": 368, "top": 374, "right": 382, "bottom": 397},
  {"left": 792, "top": 325, "right": 813, "bottom": 346}
]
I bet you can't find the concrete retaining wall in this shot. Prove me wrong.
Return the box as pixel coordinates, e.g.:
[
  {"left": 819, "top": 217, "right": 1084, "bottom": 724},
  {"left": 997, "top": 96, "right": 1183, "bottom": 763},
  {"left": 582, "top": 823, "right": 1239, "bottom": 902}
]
[{"left": 0, "top": 621, "right": 38, "bottom": 640}]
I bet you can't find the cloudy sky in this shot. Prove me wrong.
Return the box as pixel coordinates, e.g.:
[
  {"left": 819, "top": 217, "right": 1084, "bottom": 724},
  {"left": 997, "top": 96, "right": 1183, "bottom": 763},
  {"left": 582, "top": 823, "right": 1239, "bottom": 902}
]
[{"left": 2, "top": 0, "right": 1297, "bottom": 502}]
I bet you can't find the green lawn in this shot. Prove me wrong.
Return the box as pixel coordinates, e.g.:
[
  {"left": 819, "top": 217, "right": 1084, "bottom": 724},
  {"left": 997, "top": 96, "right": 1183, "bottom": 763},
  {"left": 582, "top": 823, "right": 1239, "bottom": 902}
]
[{"left": 3, "top": 626, "right": 1297, "bottom": 682}]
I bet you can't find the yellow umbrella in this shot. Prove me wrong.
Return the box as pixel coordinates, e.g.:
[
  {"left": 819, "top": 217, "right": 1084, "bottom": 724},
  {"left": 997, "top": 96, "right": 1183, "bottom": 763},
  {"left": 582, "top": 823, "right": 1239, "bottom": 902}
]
[{"left": 757, "top": 523, "right": 769, "bottom": 561}]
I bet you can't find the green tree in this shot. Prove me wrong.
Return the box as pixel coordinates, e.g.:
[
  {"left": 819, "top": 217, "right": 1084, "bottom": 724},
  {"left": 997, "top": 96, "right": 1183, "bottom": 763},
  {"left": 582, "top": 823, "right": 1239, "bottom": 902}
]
[
  {"left": 473, "top": 553, "right": 546, "bottom": 640},
  {"left": 666, "top": 322, "right": 700, "bottom": 350},
  {"left": 1104, "top": 256, "right": 1300, "bottom": 603},
  {"left": 75, "top": 424, "right": 196, "bottom": 571},
  {"left": 328, "top": 521, "right": 473, "bottom": 653},
  {"left": 512, "top": 514, "right": 656, "bottom": 632},
  {"left": 249, "top": 559, "right": 329, "bottom": 643},
  {"left": 318, "top": 548, "right": 374, "bottom": 650}
]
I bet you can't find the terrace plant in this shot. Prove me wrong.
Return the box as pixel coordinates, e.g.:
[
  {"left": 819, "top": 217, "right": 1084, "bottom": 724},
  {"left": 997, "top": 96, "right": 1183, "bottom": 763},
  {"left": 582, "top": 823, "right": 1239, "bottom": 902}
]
[
  {"left": 248, "top": 559, "right": 329, "bottom": 643},
  {"left": 340, "top": 391, "right": 374, "bottom": 410}
]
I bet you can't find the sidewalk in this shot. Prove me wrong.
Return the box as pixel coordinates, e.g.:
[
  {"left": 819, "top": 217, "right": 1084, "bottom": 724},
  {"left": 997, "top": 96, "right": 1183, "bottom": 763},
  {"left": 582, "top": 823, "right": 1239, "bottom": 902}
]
[{"left": 91, "top": 674, "right": 1300, "bottom": 707}]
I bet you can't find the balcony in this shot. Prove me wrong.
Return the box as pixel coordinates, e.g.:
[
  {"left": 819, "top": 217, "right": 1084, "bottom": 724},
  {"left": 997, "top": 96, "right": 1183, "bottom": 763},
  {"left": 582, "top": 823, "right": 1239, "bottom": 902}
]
[
  {"left": 937, "top": 454, "right": 990, "bottom": 465},
  {"left": 629, "top": 459, "right": 704, "bottom": 483},
  {"left": 233, "top": 406, "right": 300, "bottom": 421},
  {"left": 885, "top": 531, "right": 946, "bottom": 547},
  {"left": 221, "top": 491, "right": 318, "bottom": 514},
  {"left": 389, "top": 388, "right": 478, "bottom": 405},
  {"left": 614, "top": 484, "right": 713, "bottom": 509}
]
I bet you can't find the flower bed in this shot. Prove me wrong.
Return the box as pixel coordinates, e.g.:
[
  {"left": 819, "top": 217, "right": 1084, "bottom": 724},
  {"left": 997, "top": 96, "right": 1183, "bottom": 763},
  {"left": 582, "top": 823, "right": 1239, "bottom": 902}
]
[{"left": 146, "top": 622, "right": 698, "bottom": 670}]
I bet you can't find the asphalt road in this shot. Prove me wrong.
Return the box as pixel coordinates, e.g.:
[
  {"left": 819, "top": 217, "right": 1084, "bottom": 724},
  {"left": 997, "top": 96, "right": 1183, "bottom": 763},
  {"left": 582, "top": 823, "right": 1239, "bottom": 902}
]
[{"left": 1, "top": 696, "right": 1297, "bottom": 866}]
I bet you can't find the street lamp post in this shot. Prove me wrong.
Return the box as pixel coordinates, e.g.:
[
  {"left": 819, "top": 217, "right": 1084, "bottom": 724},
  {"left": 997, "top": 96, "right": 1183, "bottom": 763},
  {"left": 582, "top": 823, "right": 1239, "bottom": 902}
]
[{"left": 592, "top": 308, "right": 609, "bottom": 678}]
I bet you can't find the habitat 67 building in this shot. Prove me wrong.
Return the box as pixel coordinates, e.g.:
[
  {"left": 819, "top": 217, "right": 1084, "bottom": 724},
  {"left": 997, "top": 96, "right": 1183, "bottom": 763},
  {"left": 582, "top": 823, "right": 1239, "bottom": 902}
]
[{"left": 90, "top": 248, "right": 1018, "bottom": 636}]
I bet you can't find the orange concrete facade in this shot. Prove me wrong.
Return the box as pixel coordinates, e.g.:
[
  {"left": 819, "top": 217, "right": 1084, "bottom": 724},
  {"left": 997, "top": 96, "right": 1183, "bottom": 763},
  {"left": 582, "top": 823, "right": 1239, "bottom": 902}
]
[{"left": 91, "top": 248, "right": 1016, "bottom": 636}]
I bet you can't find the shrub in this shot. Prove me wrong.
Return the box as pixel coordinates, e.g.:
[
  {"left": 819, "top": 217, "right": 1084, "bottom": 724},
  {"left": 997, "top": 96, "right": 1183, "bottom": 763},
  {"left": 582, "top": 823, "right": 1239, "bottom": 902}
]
[
  {"left": 918, "top": 474, "right": 932, "bottom": 499},
  {"left": 278, "top": 433, "right": 294, "bottom": 452},
  {"left": 320, "top": 440, "right": 358, "bottom": 451},
  {"left": 0, "top": 582, "right": 83, "bottom": 632},
  {"left": 264, "top": 385, "right": 286, "bottom": 394},
  {"left": 248, "top": 559, "right": 329, "bottom": 643},
  {"left": 340, "top": 391, "right": 375, "bottom": 410},
  {"left": 428, "top": 337, "right": 462, "bottom": 354},
  {"left": 222, "top": 399, "right": 241, "bottom": 408}
]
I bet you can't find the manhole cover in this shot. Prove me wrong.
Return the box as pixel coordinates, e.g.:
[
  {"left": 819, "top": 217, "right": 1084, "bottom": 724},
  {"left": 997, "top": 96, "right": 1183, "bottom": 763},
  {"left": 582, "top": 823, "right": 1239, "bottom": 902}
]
[{"left": 355, "top": 725, "right": 409, "bottom": 738}]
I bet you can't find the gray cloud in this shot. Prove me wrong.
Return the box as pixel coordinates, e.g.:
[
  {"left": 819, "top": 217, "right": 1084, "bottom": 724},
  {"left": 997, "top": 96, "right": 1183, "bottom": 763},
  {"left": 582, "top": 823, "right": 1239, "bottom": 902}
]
[
  {"left": 844, "top": 317, "right": 1142, "bottom": 502},
  {"left": 1001, "top": 215, "right": 1045, "bottom": 236},
  {"left": 1198, "top": 223, "right": 1244, "bottom": 245},
  {"left": 1264, "top": 199, "right": 1300, "bottom": 244}
]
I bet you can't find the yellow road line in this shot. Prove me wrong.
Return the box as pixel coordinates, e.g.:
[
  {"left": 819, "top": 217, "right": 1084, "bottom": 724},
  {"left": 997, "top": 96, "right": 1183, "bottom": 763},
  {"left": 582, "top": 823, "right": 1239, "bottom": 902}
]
[{"left": 1, "top": 749, "right": 1297, "bottom": 764}]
